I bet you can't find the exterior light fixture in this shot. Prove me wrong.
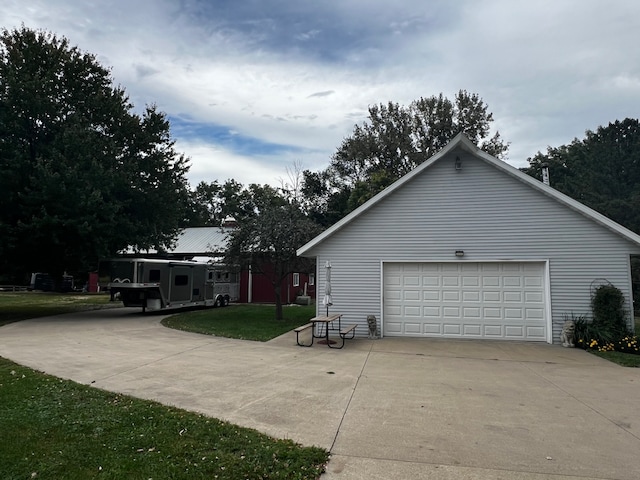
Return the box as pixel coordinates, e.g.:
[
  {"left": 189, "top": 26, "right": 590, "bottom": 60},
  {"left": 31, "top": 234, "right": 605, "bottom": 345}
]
[
  {"left": 455, "top": 250, "right": 465, "bottom": 257},
  {"left": 454, "top": 156, "right": 462, "bottom": 170}
]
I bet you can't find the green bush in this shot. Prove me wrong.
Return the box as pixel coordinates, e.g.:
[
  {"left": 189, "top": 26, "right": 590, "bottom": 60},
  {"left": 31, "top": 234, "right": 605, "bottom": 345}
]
[
  {"left": 571, "top": 283, "right": 637, "bottom": 355},
  {"left": 573, "top": 314, "right": 618, "bottom": 348},
  {"left": 591, "top": 284, "right": 629, "bottom": 334}
]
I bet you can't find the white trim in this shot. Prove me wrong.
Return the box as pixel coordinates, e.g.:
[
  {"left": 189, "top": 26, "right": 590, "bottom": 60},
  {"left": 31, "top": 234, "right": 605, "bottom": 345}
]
[
  {"left": 626, "top": 255, "right": 635, "bottom": 331},
  {"left": 379, "top": 260, "right": 385, "bottom": 339},
  {"left": 543, "top": 260, "right": 553, "bottom": 344},
  {"left": 297, "top": 134, "right": 640, "bottom": 256},
  {"left": 380, "top": 259, "right": 552, "bottom": 344}
]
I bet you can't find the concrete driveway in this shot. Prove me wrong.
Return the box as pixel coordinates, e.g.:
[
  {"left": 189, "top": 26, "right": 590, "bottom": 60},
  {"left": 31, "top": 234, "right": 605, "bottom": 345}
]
[{"left": 1, "top": 307, "right": 639, "bottom": 480}]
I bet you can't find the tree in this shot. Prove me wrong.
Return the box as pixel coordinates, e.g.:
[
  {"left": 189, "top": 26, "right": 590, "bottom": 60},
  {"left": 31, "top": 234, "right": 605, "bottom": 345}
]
[
  {"left": 522, "top": 118, "right": 640, "bottom": 234},
  {"left": 0, "top": 27, "right": 190, "bottom": 283},
  {"left": 224, "top": 185, "right": 321, "bottom": 320},
  {"left": 522, "top": 118, "right": 640, "bottom": 310},
  {"left": 303, "top": 90, "right": 508, "bottom": 223}
]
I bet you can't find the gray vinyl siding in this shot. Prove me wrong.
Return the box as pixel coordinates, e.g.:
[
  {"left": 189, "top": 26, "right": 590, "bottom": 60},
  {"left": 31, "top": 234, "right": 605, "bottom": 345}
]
[{"left": 307, "top": 148, "right": 640, "bottom": 343}]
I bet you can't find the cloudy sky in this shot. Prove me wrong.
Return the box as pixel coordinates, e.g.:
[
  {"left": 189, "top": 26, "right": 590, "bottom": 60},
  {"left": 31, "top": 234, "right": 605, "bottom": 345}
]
[{"left": 3, "top": 1, "right": 640, "bottom": 187}]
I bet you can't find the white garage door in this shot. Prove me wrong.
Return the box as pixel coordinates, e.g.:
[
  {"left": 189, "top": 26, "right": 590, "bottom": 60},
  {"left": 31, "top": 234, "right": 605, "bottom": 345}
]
[{"left": 383, "top": 262, "right": 547, "bottom": 341}]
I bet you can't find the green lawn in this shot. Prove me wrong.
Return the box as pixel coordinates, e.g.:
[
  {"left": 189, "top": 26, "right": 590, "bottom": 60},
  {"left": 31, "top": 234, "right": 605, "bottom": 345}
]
[
  {"left": 0, "top": 296, "right": 327, "bottom": 478},
  {"left": 0, "top": 357, "right": 328, "bottom": 480},
  {"left": 0, "top": 291, "right": 119, "bottom": 327},
  {"left": 591, "top": 350, "right": 640, "bottom": 367},
  {"left": 162, "top": 304, "right": 316, "bottom": 341}
]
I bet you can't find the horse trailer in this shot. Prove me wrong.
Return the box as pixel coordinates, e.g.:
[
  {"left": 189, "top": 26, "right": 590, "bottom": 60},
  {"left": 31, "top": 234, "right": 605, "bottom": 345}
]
[{"left": 102, "top": 258, "right": 239, "bottom": 312}]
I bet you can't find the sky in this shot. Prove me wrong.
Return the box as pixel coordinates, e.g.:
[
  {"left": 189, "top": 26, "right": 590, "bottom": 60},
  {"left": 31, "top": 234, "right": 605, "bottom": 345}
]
[{"left": 2, "top": 0, "right": 640, "bottom": 188}]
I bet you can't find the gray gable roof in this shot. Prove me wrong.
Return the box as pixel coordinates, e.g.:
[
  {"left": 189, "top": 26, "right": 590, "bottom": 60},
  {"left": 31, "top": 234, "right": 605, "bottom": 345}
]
[
  {"left": 125, "top": 226, "right": 232, "bottom": 256},
  {"left": 298, "top": 133, "right": 640, "bottom": 256}
]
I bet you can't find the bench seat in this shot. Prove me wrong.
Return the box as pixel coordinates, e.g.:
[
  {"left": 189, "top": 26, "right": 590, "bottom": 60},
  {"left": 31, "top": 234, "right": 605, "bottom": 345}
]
[
  {"left": 295, "top": 323, "right": 314, "bottom": 347},
  {"left": 328, "top": 324, "right": 358, "bottom": 349}
]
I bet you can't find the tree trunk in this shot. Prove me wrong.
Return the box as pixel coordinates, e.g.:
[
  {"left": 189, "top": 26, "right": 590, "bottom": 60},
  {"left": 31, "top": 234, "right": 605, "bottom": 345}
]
[{"left": 274, "top": 287, "right": 283, "bottom": 320}]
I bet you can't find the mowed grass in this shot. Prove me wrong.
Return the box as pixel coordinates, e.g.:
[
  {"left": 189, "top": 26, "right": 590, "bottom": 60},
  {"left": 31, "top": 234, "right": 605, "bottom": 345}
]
[
  {"left": 0, "top": 357, "right": 328, "bottom": 480},
  {"left": 162, "top": 304, "right": 316, "bottom": 341},
  {"left": 585, "top": 317, "right": 640, "bottom": 367},
  {"left": 591, "top": 350, "right": 640, "bottom": 367},
  {"left": 0, "top": 292, "right": 119, "bottom": 327}
]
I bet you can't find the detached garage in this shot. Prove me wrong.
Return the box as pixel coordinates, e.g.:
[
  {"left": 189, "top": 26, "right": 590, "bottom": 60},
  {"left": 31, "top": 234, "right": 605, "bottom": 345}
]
[{"left": 297, "top": 134, "right": 640, "bottom": 344}]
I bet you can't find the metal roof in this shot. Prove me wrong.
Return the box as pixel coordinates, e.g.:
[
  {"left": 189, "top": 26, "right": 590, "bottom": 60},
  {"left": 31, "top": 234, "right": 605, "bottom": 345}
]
[{"left": 124, "top": 227, "right": 232, "bottom": 255}]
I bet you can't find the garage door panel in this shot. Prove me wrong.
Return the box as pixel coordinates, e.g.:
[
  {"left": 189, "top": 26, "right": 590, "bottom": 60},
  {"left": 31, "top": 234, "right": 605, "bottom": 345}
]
[
  {"left": 503, "top": 291, "right": 523, "bottom": 302},
  {"left": 387, "top": 305, "right": 402, "bottom": 315},
  {"left": 483, "top": 276, "right": 501, "bottom": 287},
  {"left": 525, "top": 308, "right": 544, "bottom": 319},
  {"left": 404, "top": 306, "right": 421, "bottom": 317},
  {"left": 443, "top": 323, "right": 461, "bottom": 335},
  {"left": 423, "top": 306, "right": 440, "bottom": 317},
  {"left": 423, "top": 290, "right": 440, "bottom": 301},
  {"left": 525, "top": 292, "right": 543, "bottom": 303},
  {"left": 463, "top": 324, "right": 482, "bottom": 336},
  {"left": 505, "top": 326, "right": 524, "bottom": 338},
  {"left": 483, "top": 291, "right": 501, "bottom": 302},
  {"left": 443, "top": 306, "right": 460, "bottom": 317},
  {"left": 484, "top": 325, "right": 503, "bottom": 336},
  {"left": 422, "top": 276, "right": 440, "bottom": 286},
  {"left": 442, "top": 276, "right": 460, "bottom": 287},
  {"left": 525, "top": 276, "right": 543, "bottom": 287},
  {"left": 462, "top": 291, "right": 480, "bottom": 302},
  {"left": 505, "top": 308, "right": 523, "bottom": 319},
  {"left": 483, "top": 307, "right": 502, "bottom": 318},
  {"left": 526, "top": 326, "right": 546, "bottom": 338},
  {"left": 503, "top": 276, "right": 522, "bottom": 287},
  {"left": 384, "top": 262, "right": 547, "bottom": 341},
  {"left": 463, "top": 307, "right": 481, "bottom": 317},
  {"left": 462, "top": 276, "right": 480, "bottom": 287},
  {"left": 386, "top": 322, "right": 402, "bottom": 334},
  {"left": 403, "top": 290, "right": 421, "bottom": 301},
  {"left": 404, "top": 323, "right": 421, "bottom": 334},
  {"left": 443, "top": 291, "right": 460, "bottom": 301},
  {"left": 423, "top": 323, "right": 442, "bottom": 334},
  {"left": 403, "top": 275, "right": 420, "bottom": 287}
]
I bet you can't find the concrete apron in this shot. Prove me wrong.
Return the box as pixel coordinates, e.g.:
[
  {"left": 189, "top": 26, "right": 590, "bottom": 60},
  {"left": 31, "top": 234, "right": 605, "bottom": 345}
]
[{"left": 0, "top": 308, "right": 638, "bottom": 480}]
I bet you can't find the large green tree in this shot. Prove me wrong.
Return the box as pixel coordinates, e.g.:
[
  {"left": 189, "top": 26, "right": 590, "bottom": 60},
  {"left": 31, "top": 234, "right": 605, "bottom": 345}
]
[
  {"left": 303, "top": 90, "right": 509, "bottom": 224},
  {"left": 0, "top": 27, "right": 190, "bottom": 282},
  {"left": 522, "top": 118, "right": 640, "bottom": 310},
  {"left": 522, "top": 118, "right": 640, "bottom": 234},
  {"left": 224, "top": 184, "right": 321, "bottom": 320}
]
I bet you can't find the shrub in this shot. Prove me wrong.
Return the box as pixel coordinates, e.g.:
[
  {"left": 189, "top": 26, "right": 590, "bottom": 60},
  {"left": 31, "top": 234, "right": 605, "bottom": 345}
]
[
  {"left": 591, "top": 284, "right": 629, "bottom": 335},
  {"left": 570, "top": 283, "right": 636, "bottom": 355},
  {"left": 573, "top": 314, "right": 619, "bottom": 349}
]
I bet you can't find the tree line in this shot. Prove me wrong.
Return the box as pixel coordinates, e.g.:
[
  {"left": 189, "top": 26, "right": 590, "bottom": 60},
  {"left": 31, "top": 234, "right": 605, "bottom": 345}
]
[{"left": 2, "top": 26, "right": 639, "bottom": 301}]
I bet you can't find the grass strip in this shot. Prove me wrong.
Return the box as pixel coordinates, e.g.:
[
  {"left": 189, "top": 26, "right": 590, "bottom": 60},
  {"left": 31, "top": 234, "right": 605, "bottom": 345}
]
[
  {"left": 0, "top": 357, "right": 328, "bottom": 480},
  {"left": 162, "top": 304, "right": 316, "bottom": 341},
  {"left": 590, "top": 350, "right": 640, "bottom": 367},
  {"left": 0, "top": 292, "right": 119, "bottom": 327}
]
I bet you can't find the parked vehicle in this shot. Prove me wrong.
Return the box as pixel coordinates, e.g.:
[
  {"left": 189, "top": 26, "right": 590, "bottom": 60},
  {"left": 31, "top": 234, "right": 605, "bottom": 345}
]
[
  {"left": 29, "top": 273, "right": 74, "bottom": 292},
  {"left": 101, "top": 258, "right": 239, "bottom": 312}
]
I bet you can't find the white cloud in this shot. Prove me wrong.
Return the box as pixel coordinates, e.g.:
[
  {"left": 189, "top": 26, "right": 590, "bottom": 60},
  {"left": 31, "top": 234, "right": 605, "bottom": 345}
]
[{"left": 3, "top": 0, "right": 640, "bottom": 182}]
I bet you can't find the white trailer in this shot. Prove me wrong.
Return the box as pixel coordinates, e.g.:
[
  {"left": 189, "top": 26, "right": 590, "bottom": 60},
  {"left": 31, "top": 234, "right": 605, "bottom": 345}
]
[{"left": 103, "top": 258, "right": 238, "bottom": 312}]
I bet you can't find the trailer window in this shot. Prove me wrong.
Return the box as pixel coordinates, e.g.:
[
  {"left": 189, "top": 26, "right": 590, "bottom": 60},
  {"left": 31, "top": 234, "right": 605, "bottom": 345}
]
[
  {"left": 174, "top": 275, "right": 189, "bottom": 286},
  {"left": 293, "top": 273, "right": 300, "bottom": 287},
  {"left": 149, "top": 269, "right": 160, "bottom": 282},
  {"left": 309, "top": 274, "right": 315, "bottom": 286}
]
